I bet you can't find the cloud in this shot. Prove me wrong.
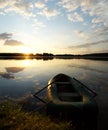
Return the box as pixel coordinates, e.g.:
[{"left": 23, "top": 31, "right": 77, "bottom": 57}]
[
  {"left": 58, "top": 0, "right": 108, "bottom": 26},
  {"left": 74, "top": 30, "right": 88, "bottom": 39},
  {"left": 35, "top": 0, "right": 46, "bottom": 9},
  {"left": 0, "top": 0, "right": 34, "bottom": 18},
  {"left": 89, "top": 25, "right": 108, "bottom": 43},
  {"left": 42, "top": 7, "right": 59, "bottom": 17},
  {"left": 58, "top": 0, "right": 79, "bottom": 12},
  {"left": 0, "top": 0, "right": 59, "bottom": 19},
  {"left": 12, "top": 0, "right": 34, "bottom": 17},
  {"left": 0, "top": 33, "right": 12, "bottom": 40},
  {"left": 81, "top": 0, "right": 108, "bottom": 26},
  {"left": 81, "top": 0, "right": 97, "bottom": 12},
  {"left": 69, "top": 39, "right": 108, "bottom": 48},
  {"left": 0, "top": 32, "right": 25, "bottom": 47},
  {"left": 0, "top": 72, "right": 14, "bottom": 79},
  {"left": 0, "top": 0, "right": 108, "bottom": 49},
  {"left": 0, "top": 0, "right": 107, "bottom": 28},
  {"left": 4, "top": 40, "right": 24, "bottom": 46},
  {"left": 67, "top": 12, "right": 83, "bottom": 22},
  {"left": 94, "top": 26, "right": 108, "bottom": 37},
  {"left": 92, "top": 18, "right": 103, "bottom": 24},
  {"left": 5, "top": 67, "right": 25, "bottom": 73},
  {"left": 0, "top": 0, "right": 14, "bottom": 9}
]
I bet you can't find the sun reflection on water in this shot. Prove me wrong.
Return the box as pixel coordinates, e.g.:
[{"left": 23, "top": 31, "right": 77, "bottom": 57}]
[{"left": 23, "top": 59, "right": 32, "bottom": 67}]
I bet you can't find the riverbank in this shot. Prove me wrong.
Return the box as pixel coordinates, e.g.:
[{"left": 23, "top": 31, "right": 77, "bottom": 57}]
[
  {"left": 0, "top": 100, "right": 99, "bottom": 130},
  {"left": 0, "top": 101, "right": 73, "bottom": 130}
]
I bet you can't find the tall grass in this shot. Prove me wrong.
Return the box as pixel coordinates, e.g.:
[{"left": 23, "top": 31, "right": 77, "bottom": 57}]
[{"left": 0, "top": 102, "right": 74, "bottom": 130}]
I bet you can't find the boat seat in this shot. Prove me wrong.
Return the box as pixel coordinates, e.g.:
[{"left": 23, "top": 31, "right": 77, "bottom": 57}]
[
  {"left": 58, "top": 92, "right": 82, "bottom": 102},
  {"left": 56, "top": 82, "right": 76, "bottom": 93}
]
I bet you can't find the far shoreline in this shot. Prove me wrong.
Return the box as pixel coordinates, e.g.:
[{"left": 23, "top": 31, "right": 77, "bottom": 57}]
[{"left": 0, "top": 52, "right": 108, "bottom": 61}]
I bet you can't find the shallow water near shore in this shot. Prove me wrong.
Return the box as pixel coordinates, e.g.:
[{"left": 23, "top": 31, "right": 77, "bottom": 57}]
[{"left": 0, "top": 58, "right": 108, "bottom": 130}]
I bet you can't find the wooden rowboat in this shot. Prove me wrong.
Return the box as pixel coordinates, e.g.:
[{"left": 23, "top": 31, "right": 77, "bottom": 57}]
[{"left": 47, "top": 73, "right": 98, "bottom": 118}]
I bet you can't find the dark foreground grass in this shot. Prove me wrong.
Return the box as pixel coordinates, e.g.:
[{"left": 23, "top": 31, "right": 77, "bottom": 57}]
[{"left": 0, "top": 102, "right": 74, "bottom": 130}]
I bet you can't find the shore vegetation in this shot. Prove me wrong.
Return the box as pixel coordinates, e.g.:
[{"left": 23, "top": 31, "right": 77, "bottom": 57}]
[{"left": 0, "top": 101, "right": 73, "bottom": 130}]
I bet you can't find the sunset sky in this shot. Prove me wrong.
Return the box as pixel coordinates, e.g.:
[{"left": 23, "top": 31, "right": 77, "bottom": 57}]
[{"left": 0, "top": 0, "right": 108, "bottom": 54}]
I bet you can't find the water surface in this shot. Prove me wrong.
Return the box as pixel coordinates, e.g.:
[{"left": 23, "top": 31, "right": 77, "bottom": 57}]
[{"left": 0, "top": 58, "right": 108, "bottom": 130}]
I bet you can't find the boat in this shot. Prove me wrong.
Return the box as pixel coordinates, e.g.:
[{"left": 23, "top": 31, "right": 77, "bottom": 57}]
[{"left": 47, "top": 73, "right": 98, "bottom": 119}]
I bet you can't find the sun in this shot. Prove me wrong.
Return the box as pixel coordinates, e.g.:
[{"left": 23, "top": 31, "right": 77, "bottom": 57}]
[{"left": 20, "top": 46, "right": 32, "bottom": 54}]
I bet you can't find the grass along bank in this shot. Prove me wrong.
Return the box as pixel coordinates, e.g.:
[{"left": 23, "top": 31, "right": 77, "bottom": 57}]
[{"left": 0, "top": 101, "right": 74, "bottom": 130}]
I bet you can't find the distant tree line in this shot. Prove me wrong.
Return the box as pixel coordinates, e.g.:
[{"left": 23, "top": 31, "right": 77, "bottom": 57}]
[
  {"left": 0, "top": 53, "right": 53, "bottom": 57},
  {"left": 0, "top": 53, "right": 25, "bottom": 56},
  {"left": 0, "top": 52, "right": 54, "bottom": 60},
  {"left": 82, "top": 53, "right": 108, "bottom": 57},
  {"left": 0, "top": 52, "right": 108, "bottom": 60},
  {"left": 35, "top": 53, "right": 53, "bottom": 57}
]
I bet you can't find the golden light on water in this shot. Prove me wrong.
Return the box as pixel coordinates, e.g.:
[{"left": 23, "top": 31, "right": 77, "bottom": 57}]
[{"left": 23, "top": 59, "right": 32, "bottom": 67}]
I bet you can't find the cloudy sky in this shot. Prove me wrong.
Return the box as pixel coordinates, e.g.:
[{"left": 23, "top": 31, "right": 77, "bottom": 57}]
[{"left": 0, "top": 0, "right": 108, "bottom": 54}]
